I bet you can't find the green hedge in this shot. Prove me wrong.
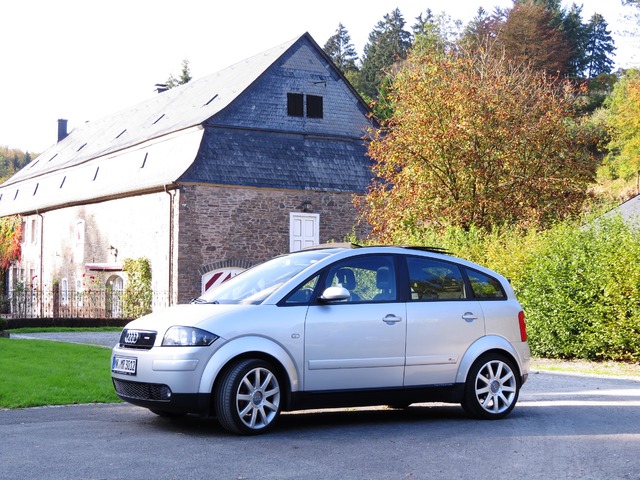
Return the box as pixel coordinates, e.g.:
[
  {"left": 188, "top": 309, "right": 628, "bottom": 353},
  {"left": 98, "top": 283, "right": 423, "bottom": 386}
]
[{"left": 392, "top": 216, "right": 640, "bottom": 361}]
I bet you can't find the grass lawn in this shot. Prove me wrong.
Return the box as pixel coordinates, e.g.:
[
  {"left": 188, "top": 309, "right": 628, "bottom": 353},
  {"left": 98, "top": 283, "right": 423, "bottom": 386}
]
[{"left": 0, "top": 337, "right": 120, "bottom": 409}]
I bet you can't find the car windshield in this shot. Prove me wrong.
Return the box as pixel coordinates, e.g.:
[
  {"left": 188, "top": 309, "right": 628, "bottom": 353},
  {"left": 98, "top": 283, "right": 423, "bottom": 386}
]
[{"left": 194, "top": 250, "right": 333, "bottom": 305}]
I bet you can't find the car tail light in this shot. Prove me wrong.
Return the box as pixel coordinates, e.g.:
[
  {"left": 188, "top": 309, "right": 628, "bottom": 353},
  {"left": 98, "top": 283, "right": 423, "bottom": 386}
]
[{"left": 518, "top": 310, "right": 527, "bottom": 342}]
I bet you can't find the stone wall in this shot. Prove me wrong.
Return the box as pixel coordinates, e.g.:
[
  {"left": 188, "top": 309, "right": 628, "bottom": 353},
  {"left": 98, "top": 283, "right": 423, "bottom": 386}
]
[{"left": 176, "top": 184, "right": 369, "bottom": 302}]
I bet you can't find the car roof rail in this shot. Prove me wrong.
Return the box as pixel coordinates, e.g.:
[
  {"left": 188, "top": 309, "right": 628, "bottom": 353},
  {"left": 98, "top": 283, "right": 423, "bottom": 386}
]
[{"left": 302, "top": 243, "right": 449, "bottom": 255}]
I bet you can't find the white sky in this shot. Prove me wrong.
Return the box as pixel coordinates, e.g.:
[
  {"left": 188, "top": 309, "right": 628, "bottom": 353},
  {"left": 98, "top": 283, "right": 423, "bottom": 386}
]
[{"left": 2, "top": 0, "right": 638, "bottom": 153}]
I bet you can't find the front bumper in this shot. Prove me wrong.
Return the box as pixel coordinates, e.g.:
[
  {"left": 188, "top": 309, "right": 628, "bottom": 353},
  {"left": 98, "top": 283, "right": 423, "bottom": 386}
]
[{"left": 112, "top": 377, "right": 212, "bottom": 414}]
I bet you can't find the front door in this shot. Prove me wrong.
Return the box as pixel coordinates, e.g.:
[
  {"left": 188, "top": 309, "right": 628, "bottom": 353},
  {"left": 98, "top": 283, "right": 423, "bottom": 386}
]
[{"left": 303, "top": 255, "right": 406, "bottom": 391}]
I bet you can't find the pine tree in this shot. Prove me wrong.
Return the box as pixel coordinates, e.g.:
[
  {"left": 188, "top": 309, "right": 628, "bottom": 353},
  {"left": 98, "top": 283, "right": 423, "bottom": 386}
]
[
  {"left": 583, "top": 14, "right": 616, "bottom": 78},
  {"left": 323, "top": 23, "right": 359, "bottom": 73},
  {"left": 359, "top": 8, "right": 413, "bottom": 101},
  {"left": 166, "top": 59, "right": 192, "bottom": 89}
]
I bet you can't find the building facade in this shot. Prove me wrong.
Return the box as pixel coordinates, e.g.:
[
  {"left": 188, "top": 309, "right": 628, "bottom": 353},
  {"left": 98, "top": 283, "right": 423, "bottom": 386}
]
[{"left": 0, "top": 33, "right": 373, "bottom": 317}]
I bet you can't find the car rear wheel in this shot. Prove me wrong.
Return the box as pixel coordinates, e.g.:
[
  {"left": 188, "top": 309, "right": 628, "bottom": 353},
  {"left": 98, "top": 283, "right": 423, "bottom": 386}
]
[
  {"left": 215, "top": 359, "right": 282, "bottom": 435},
  {"left": 462, "top": 353, "right": 520, "bottom": 420}
]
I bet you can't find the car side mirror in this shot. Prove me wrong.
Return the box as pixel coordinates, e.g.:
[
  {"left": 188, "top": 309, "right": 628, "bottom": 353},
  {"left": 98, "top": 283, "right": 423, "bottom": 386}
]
[{"left": 319, "top": 285, "right": 351, "bottom": 302}]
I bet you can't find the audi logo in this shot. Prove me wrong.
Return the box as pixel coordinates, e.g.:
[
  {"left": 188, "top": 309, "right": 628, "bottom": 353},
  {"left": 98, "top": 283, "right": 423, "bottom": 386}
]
[{"left": 124, "top": 331, "right": 140, "bottom": 344}]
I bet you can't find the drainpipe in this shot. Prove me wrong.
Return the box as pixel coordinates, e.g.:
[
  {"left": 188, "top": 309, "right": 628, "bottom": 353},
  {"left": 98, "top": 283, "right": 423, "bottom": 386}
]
[
  {"left": 37, "top": 211, "right": 44, "bottom": 316},
  {"left": 165, "top": 185, "right": 175, "bottom": 307}
]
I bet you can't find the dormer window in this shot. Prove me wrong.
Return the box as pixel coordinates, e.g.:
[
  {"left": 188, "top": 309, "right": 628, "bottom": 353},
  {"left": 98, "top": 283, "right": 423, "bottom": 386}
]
[{"left": 287, "top": 93, "right": 323, "bottom": 119}]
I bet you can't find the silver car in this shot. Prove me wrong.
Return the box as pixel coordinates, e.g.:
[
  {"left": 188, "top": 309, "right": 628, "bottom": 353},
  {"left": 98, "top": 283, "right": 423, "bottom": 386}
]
[{"left": 111, "top": 245, "right": 530, "bottom": 434}]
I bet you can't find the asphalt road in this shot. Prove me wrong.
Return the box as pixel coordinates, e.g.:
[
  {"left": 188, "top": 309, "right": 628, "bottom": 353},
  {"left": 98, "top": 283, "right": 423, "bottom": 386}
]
[{"left": 1, "top": 368, "right": 639, "bottom": 480}]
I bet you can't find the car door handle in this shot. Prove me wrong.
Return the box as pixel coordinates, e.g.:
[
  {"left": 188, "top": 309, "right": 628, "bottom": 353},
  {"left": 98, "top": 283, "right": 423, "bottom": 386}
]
[
  {"left": 382, "top": 314, "right": 402, "bottom": 325},
  {"left": 462, "top": 312, "right": 478, "bottom": 322}
]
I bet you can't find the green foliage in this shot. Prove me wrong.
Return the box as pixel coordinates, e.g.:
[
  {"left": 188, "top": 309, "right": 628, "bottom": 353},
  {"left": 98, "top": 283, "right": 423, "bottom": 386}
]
[
  {"left": 0, "top": 146, "right": 34, "bottom": 182},
  {"left": 382, "top": 217, "right": 640, "bottom": 362},
  {"left": 122, "top": 258, "right": 152, "bottom": 318},
  {"left": 601, "top": 69, "right": 640, "bottom": 184},
  {"left": 518, "top": 217, "right": 640, "bottom": 361},
  {"left": 165, "top": 59, "right": 192, "bottom": 89},
  {"left": 323, "top": 23, "right": 359, "bottom": 74}
]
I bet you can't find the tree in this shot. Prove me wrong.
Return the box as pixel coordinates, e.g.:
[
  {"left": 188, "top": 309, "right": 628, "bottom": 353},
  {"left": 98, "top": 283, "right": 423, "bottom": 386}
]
[
  {"left": 165, "top": 59, "right": 192, "bottom": 89},
  {"left": 323, "top": 23, "right": 359, "bottom": 73},
  {"left": 0, "top": 216, "right": 21, "bottom": 271},
  {"left": 601, "top": 69, "right": 640, "bottom": 184},
  {"left": 357, "top": 44, "right": 598, "bottom": 240},
  {"left": 359, "top": 8, "right": 413, "bottom": 101},
  {"left": 496, "top": 0, "right": 571, "bottom": 77},
  {"left": 583, "top": 14, "right": 616, "bottom": 78}
]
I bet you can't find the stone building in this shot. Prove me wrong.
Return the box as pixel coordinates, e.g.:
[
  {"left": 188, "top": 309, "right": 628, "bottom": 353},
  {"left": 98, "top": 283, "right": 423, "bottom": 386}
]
[{"left": 0, "top": 33, "right": 373, "bottom": 317}]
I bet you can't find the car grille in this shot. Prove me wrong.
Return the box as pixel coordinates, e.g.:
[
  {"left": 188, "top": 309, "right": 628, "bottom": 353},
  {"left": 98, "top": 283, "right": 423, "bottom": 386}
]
[
  {"left": 118, "top": 329, "right": 157, "bottom": 350},
  {"left": 113, "top": 378, "right": 171, "bottom": 401}
]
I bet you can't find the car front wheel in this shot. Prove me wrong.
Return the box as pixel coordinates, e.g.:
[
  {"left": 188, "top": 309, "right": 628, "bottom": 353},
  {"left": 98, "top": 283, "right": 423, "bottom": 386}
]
[
  {"left": 215, "top": 359, "right": 282, "bottom": 435},
  {"left": 462, "top": 353, "right": 520, "bottom": 420}
]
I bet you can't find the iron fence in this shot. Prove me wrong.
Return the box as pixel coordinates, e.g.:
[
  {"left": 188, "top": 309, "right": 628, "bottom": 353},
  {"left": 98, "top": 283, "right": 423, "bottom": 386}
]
[{"left": 0, "top": 288, "right": 170, "bottom": 319}]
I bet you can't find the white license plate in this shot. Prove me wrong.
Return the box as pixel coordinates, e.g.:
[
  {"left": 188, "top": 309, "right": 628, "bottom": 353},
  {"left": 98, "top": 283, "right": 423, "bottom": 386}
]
[{"left": 112, "top": 356, "right": 137, "bottom": 376}]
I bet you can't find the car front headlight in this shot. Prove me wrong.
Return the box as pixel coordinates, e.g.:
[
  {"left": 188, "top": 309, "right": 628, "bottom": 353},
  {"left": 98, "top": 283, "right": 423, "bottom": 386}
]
[{"left": 162, "top": 326, "right": 218, "bottom": 347}]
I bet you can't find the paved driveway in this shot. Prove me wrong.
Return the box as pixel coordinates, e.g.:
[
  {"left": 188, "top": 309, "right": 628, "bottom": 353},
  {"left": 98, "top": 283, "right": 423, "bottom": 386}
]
[{"left": 1, "top": 364, "right": 639, "bottom": 480}]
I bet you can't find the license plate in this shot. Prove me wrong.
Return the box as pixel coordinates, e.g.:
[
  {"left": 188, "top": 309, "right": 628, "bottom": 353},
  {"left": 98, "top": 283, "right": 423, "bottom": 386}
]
[{"left": 112, "top": 355, "right": 137, "bottom": 376}]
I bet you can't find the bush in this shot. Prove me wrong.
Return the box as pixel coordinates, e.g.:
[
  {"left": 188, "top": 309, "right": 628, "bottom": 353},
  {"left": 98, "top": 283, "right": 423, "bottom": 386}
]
[
  {"left": 381, "top": 216, "right": 640, "bottom": 362},
  {"left": 0, "top": 317, "right": 7, "bottom": 331}
]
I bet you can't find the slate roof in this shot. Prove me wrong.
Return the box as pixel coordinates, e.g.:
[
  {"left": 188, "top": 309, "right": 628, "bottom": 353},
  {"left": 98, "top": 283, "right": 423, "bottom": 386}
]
[
  {"left": 181, "top": 129, "right": 370, "bottom": 192},
  {"left": 0, "top": 32, "right": 372, "bottom": 217}
]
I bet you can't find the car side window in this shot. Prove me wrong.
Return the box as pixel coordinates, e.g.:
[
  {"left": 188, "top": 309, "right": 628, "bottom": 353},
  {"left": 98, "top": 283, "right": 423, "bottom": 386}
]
[
  {"left": 283, "top": 275, "right": 320, "bottom": 305},
  {"left": 324, "top": 255, "right": 397, "bottom": 302},
  {"left": 465, "top": 268, "right": 506, "bottom": 299},
  {"left": 407, "top": 257, "right": 466, "bottom": 301}
]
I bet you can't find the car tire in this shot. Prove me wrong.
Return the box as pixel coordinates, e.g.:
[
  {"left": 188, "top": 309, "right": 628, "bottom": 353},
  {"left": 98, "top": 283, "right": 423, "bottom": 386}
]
[
  {"left": 215, "top": 358, "right": 282, "bottom": 435},
  {"left": 462, "top": 353, "right": 520, "bottom": 420}
]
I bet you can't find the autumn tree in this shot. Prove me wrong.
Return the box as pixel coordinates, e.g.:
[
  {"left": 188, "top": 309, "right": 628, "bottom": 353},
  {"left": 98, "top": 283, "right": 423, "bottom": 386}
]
[
  {"left": 496, "top": 0, "right": 571, "bottom": 77},
  {"left": 323, "top": 23, "right": 359, "bottom": 74},
  {"left": 600, "top": 69, "right": 640, "bottom": 186},
  {"left": 358, "top": 42, "right": 598, "bottom": 240}
]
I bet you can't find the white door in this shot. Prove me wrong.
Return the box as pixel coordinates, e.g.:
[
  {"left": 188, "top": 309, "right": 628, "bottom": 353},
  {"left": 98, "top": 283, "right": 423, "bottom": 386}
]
[{"left": 290, "top": 213, "right": 319, "bottom": 252}]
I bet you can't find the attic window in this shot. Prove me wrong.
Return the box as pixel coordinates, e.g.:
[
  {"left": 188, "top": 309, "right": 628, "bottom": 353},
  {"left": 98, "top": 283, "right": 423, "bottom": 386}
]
[
  {"left": 60, "top": 176, "right": 66, "bottom": 188},
  {"left": 93, "top": 166, "right": 99, "bottom": 181},
  {"left": 27, "top": 160, "right": 39, "bottom": 170},
  {"left": 13, "top": 189, "right": 19, "bottom": 200},
  {"left": 287, "top": 93, "right": 304, "bottom": 117},
  {"left": 152, "top": 114, "right": 165, "bottom": 125},
  {"left": 141, "top": 152, "right": 148, "bottom": 168},
  {"left": 307, "top": 95, "right": 323, "bottom": 118},
  {"left": 115, "top": 129, "right": 127, "bottom": 139},
  {"left": 33, "top": 183, "right": 39, "bottom": 195},
  {"left": 48, "top": 153, "right": 58, "bottom": 162},
  {"left": 287, "top": 93, "right": 323, "bottom": 119},
  {"left": 77, "top": 143, "right": 87, "bottom": 152}
]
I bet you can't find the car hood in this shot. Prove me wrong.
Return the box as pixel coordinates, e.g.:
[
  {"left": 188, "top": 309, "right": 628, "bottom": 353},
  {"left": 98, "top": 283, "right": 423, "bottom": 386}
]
[{"left": 123, "top": 303, "right": 255, "bottom": 333}]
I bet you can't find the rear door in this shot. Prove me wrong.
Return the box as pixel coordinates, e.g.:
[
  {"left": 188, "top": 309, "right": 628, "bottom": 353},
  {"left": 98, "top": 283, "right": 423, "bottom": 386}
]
[{"left": 403, "top": 256, "right": 485, "bottom": 386}]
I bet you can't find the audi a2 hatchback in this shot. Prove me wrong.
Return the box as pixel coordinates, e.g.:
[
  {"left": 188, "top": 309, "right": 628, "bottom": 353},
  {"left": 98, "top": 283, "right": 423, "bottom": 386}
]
[{"left": 111, "top": 245, "right": 530, "bottom": 434}]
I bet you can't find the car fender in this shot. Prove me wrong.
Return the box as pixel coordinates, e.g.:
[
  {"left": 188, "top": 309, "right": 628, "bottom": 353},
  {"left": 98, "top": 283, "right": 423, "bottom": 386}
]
[
  {"left": 198, "top": 336, "right": 300, "bottom": 394},
  {"left": 456, "top": 335, "right": 522, "bottom": 384}
]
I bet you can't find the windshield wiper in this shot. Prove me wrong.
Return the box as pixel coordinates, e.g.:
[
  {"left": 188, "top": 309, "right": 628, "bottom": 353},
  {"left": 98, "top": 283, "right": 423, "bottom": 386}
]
[{"left": 190, "top": 298, "right": 219, "bottom": 304}]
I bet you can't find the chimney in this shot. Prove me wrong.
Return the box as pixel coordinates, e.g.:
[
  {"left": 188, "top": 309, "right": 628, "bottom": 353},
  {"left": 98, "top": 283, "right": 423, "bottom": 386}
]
[
  {"left": 57, "top": 119, "right": 68, "bottom": 142},
  {"left": 155, "top": 83, "right": 168, "bottom": 94}
]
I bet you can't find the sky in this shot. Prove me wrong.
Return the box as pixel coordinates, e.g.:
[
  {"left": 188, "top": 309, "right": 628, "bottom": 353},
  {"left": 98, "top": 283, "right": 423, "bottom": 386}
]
[{"left": 2, "top": 0, "right": 639, "bottom": 154}]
